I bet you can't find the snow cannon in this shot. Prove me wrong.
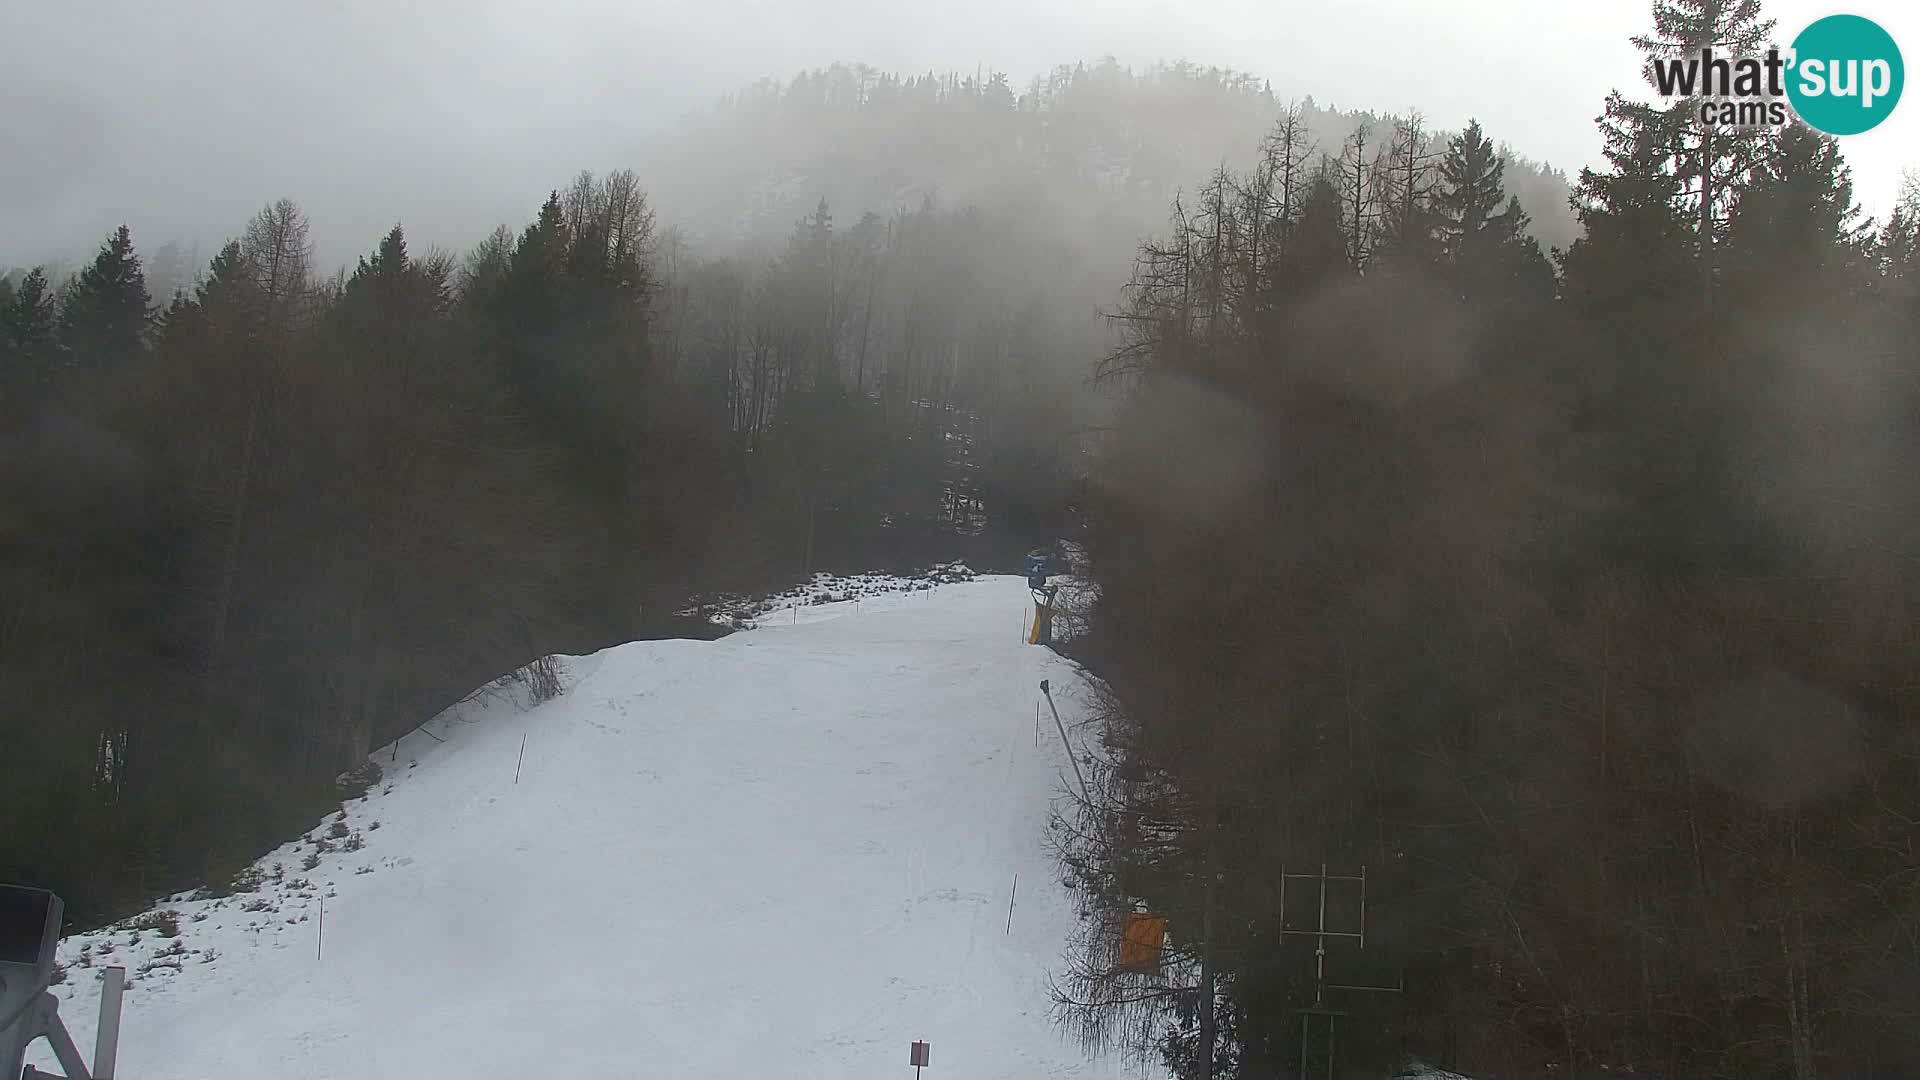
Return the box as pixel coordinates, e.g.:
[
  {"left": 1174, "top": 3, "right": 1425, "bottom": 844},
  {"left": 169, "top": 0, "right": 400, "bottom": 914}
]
[
  {"left": 3, "top": 884, "right": 126, "bottom": 1080},
  {"left": 1024, "top": 548, "right": 1053, "bottom": 591},
  {"left": 1025, "top": 549, "right": 1061, "bottom": 646},
  {"left": 1, "top": 885, "right": 61, "bottom": 1078}
]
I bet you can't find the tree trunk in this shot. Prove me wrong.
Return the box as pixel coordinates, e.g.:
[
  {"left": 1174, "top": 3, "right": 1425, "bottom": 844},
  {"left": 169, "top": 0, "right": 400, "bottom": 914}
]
[
  {"left": 206, "top": 399, "right": 259, "bottom": 695},
  {"left": 856, "top": 259, "right": 878, "bottom": 395},
  {"left": 803, "top": 491, "right": 817, "bottom": 575},
  {"left": 1699, "top": 126, "right": 1714, "bottom": 304},
  {"left": 1199, "top": 823, "right": 1218, "bottom": 1080}
]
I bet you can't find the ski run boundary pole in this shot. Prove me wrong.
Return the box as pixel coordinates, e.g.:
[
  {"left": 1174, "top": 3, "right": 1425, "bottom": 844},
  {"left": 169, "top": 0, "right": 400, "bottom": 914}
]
[{"left": 1040, "top": 680, "right": 1091, "bottom": 804}]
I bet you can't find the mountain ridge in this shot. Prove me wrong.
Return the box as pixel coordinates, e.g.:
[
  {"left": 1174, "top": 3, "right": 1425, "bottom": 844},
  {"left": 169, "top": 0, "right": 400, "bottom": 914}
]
[{"left": 635, "top": 59, "right": 1580, "bottom": 262}]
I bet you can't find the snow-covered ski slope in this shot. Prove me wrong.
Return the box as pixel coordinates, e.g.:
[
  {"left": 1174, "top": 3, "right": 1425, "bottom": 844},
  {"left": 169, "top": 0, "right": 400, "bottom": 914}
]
[{"left": 33, "top": 574, "right": 1141, "bottom": 1080}]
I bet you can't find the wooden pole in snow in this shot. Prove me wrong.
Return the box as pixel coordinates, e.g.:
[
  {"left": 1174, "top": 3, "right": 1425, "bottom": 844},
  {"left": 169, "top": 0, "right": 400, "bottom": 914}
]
[
  {"left": 514, "top": 733, "right": 527, "bottom": 784},
  {"left": 1006, "top": 873, "right": 1018, "bottom": 934}
]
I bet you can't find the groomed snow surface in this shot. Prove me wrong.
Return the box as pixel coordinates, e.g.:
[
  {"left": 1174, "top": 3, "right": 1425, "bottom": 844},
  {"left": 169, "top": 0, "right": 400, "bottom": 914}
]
[{"left": 32, "top": 575, "right": 1155, "bottom": 1080}]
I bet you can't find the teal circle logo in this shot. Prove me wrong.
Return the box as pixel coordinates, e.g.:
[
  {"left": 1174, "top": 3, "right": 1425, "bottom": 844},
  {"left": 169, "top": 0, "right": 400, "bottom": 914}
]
[{"left": 1786, "top": 14, "right": 1904, "bottom": 135}]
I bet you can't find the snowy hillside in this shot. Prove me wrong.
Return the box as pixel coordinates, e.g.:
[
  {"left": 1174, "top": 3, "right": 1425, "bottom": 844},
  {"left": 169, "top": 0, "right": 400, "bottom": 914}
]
[{"left": 31, "top": 575, "right": 1140, "bottom": 1080}]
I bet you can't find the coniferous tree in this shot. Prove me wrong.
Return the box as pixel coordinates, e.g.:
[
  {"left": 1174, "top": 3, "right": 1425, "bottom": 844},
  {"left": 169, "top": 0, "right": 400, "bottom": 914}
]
[
  {"left": 1437, "top": 120, "right": 1506, "bottom": 239},
  {"left": 300, "top": 216, "right": 562, "bottom": 796},
  {"left": 57, "top": 225, "right": 153, "bottom": 375},
  {"left": 1, "top": 267, "right": 59, "bottom": 421},
  {"left": 1270, "top": 172, "right": 1351, "bottom": 302},
  {"left": 1722, "top": 121, "right": 1867, "bottom": 286},
  {"left": 163, "top": 237, "right": 276, "bottom": 692},
  {"left": 1555, "top": 104, "right": 1724, "bottom": 580},
  {"left": 1622, "top": 0, "right": 1778, "bottom": 297},
  {"left": 498, "top": 191, "right": 572, "bottom": 423},
  {"left": 146, "top": 240, "right": 194, "bottom": 309},
  {"left": 1437, "top": 121, "right": 1553, "bottom": 303},
  {"left": 1879, "top": 190, "right": 1920, "bottom": 332},
  {"left": 1562, "top": 127, "right": 1695, "bottom": 317},
  {"left": 1717, "top": 121, "right": 1881, "bottom": 574}
]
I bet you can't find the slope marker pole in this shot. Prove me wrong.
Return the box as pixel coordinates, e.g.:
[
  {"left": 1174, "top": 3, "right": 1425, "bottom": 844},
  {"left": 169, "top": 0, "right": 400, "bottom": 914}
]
[
  {"left": 514, "top": 732, "right": 527, "bottom": 784},
  {"left": 1006, "top": 873, "right": 1018, "bottom": 934},
  {"left": 1040, "top": 679, "right": 1090, "bottom": 804}
]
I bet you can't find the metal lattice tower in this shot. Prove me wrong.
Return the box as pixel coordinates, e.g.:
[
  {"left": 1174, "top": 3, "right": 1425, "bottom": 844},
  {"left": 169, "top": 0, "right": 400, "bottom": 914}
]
[{"left": 1277, "top": 864, "right": 1401, "bottom": 1080}]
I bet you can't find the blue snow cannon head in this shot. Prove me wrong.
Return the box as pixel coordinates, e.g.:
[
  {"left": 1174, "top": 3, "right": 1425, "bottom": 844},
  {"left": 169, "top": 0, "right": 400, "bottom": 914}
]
[{"left": 1025, "top": 549, "right": 1052, "bottom": 588}]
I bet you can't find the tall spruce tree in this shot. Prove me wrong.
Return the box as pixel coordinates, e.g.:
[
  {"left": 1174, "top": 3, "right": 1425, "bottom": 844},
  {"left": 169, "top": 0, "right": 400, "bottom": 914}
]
[
  {"left": 498, "top": 191, "right": 572, "bottom": 416},
  {"left": 1437, "top": 121, "right": 1553, "bottom": 302},
  {"left": 1722, "top": 121, "right": 1866, "bottom": 285},
  {"left": 1437, "top": 120, "right": 1507, "bottom": 240},
  {"left": 1880, "top": 191, "right": 1920, "bottom": 326},
  {"left": 1621, "top": 0, "right": 1777, "bottom": 299},
  {"left": 160, "top": 239, "right": 277, "bottom": 692},
  {"left": 57, "top": 225, "right": 153, "bottom": 374},
  {"left": 1, "top": 267, "right": 59, "bottom": 421}
]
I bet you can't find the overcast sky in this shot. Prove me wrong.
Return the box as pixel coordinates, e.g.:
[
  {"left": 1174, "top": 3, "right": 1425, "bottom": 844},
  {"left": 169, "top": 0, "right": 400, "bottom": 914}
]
[{"left": 4, "top": 0, "right": 1915, "bottom": 269}]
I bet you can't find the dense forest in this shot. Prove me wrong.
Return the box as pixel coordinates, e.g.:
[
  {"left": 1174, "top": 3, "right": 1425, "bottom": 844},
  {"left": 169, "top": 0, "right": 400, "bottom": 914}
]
[
  {"left": 1050, "top": 3, "right": 1920, "bottom": 1079},
  {"left": 0, "top": 165, "right": 1090, "bottom": 924}
]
